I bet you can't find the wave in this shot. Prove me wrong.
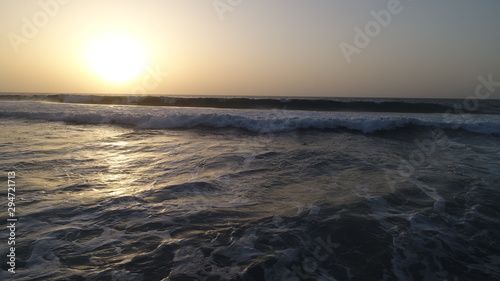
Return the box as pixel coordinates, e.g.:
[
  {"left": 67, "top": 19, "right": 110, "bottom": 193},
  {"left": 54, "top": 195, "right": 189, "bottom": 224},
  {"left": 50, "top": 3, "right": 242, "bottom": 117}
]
[
  {"left": 2, "top": 94, "right": 500, "bottom": 114},
  {"left": 1, "top": 100, "right": 500, "bottom": 135}
]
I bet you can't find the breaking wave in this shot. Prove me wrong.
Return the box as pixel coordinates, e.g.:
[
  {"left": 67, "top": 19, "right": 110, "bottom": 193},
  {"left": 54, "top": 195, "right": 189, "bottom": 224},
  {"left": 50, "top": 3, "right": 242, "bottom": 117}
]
[{"left": 1, "top": 100, "right": 500, "bottom": 134}]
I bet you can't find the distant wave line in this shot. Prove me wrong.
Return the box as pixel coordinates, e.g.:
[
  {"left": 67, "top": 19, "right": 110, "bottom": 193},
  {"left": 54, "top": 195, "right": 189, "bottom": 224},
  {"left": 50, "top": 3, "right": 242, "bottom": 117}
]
[{"left": 2, "top": 94, "right": 500, "bottom": 114}]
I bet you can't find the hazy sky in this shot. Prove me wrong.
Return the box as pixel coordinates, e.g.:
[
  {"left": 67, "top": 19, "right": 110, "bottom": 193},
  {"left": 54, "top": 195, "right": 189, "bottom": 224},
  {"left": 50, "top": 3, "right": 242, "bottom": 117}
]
[{"left": 1, "top": 0, "right": 500, "bottom": 98}]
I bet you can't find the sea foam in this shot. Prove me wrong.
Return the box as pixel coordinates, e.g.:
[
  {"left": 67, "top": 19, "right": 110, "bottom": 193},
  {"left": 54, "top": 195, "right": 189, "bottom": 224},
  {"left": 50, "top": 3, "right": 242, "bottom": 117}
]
[{"left": 1, "top": 100, "right": 500, "bottom": 134}]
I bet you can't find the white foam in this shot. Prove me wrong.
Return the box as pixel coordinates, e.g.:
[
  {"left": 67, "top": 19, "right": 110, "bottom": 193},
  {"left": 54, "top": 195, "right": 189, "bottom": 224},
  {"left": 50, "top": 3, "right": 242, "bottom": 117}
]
[{"left": 1, "top": 101, "right": 500, "bottom": 134}]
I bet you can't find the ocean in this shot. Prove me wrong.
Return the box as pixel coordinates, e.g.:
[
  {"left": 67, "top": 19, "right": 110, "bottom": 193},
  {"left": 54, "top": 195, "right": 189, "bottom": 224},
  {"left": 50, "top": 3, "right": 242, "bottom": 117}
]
[{"left": 1, "top": 95, "right": 499, "bottom": 281}]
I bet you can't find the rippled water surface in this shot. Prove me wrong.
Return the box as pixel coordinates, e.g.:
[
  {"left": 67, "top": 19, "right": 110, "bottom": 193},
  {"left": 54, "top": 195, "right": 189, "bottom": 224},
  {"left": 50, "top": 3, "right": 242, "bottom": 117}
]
[{"left": 1, "top": 115, "right": 500, "bottom": 280}]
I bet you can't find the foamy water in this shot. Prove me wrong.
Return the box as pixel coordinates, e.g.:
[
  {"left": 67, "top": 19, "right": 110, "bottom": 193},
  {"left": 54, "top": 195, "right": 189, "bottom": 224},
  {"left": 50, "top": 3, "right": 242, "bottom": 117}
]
[{"left": 1, "top": 99, "right": 499, "bottom": 280}]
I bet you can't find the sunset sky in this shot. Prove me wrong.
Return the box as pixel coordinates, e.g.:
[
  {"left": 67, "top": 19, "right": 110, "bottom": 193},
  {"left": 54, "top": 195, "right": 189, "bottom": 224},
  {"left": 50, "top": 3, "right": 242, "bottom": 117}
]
[{"left": 1, "top": 0, "right": 500, "bottom": 98}]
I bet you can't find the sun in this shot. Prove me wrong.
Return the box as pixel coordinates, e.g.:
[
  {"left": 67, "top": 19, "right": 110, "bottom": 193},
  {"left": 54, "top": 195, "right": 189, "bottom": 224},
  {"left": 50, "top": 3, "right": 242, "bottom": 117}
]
[{"left": 86, "top": 35, "right": 148, "bottom": 83}]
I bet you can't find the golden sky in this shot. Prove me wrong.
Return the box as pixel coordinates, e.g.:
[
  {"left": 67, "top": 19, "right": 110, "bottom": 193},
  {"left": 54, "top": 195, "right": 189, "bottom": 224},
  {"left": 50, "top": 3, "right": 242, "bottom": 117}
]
[{"left": 1, "top": 0, "right": 500, "bottom": 98}]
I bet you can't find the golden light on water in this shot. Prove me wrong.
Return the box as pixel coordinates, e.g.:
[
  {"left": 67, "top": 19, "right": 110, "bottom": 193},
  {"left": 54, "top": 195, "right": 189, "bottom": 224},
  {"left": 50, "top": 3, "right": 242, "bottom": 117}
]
[{"left": 110, "top": 141, "right": 129, "bottom": 146}]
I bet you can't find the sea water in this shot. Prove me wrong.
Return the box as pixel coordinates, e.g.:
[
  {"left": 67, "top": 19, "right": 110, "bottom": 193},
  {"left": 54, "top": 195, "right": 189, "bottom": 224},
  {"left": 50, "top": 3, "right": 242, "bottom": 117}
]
[{"left": 0, "top": 96, "right": 499, "bottom": 280}]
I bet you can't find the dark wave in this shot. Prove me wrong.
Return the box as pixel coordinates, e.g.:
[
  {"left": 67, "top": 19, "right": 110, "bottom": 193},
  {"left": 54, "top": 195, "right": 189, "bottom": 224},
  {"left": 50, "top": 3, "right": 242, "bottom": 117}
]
[
  {"left": 2, "top": 94, "right": 500, "bottom": 114},
  {"left": 2, "top": 99, "right": 500, "bottom": 134}
]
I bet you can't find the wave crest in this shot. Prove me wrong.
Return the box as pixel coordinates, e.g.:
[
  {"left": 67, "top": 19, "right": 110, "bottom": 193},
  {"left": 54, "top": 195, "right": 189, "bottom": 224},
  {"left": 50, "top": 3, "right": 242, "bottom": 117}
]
[{"left": 1, "top": 101, "right": 500, "bottom": 134}]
